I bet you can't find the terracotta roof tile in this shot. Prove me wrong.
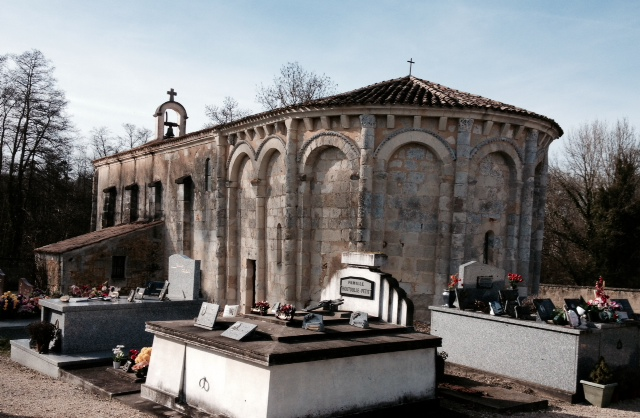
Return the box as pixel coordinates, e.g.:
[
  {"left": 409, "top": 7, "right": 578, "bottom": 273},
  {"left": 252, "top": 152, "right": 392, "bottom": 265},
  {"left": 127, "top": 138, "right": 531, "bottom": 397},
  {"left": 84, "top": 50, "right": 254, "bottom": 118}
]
[{"left": 35, "top": 221, "right": 163, "bottom": 254}]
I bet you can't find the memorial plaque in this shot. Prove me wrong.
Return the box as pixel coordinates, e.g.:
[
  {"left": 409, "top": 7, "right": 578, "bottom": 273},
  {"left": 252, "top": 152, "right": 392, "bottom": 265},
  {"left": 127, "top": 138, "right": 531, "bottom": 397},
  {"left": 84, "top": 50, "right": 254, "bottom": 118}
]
[
  {"left": 127, "top": 290, "right": 135, "bottom": 302},
  {"left": 134, "top": 287, "right": 146, "bottom": 300},
  {"left": 564, "top": 298, "right": 582, "bottom": 312},
  {"left": 158, "top": 280, "right": 169, "bottom": 301},
  {"left": 615, "top": 299, "right": 636, "bottom": 319},
  {"left": 566, "top": 308, "right": 580, "bottom": 327},
  {"left": 194, "top": 302, "right": 220, "bottom": 330},
  {"left": 271, "top": 302, "right": 281, "bottom": 314},
  {"left": 302, "top": 313, "right": 325, "bottom": 331},
  {"left": 533, "top": 299, "right": 556, "bottom": 322},
  {"left": 145, "top": 281, "right": 166, "bottom": 296},
  {"left": 349, "top": 311, "right": 369, "bottom": 329},
  {"left": 221, "top": 322, "right": 257, "bottom": 341},
  {"left": 223, "top": 305, "right": 239, "bottom": 317},
  {"left": 339, "top": 277, "right": 374, "bottom": 300},
  {"left": 456, "top": 288, "right": 477, "bottom": 311},
  {"left": 476, "top": 276, "right": 493, "bottom": 289},
  {"left": 617, "top": 311, "right": 630, "bottom": 321},
  {"left": 489, "top": 301, "right": 504, "bottom": 316}
]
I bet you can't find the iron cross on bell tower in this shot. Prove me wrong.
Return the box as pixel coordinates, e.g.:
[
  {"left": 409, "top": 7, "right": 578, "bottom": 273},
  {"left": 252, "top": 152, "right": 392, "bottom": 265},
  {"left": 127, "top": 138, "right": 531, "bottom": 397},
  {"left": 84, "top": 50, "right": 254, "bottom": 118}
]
[{"left": 163, "top": 88, "right": 179, "bottom": 138}]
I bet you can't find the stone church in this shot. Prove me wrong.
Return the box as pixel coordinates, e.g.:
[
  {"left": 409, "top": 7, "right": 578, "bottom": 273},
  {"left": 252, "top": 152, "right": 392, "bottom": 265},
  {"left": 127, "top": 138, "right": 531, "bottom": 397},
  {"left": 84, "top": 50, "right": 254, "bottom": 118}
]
[{"left": 35, "top": 76, "right": 562, "bottom": 320}]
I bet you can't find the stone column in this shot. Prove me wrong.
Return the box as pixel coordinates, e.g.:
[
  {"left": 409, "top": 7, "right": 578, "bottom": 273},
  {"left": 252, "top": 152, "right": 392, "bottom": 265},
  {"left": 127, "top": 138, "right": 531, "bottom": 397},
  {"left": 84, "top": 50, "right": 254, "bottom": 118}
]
[
  {"left": 531, "top": 150, "right": 548, "bottom": 294},
  {"left": 214, "top": 133, "right": 228, "bottom": 305},
  {"left": 296, "top": 175, "right": 311, "bottom": 307},
  {"left": 356, "top": 115, "right": 376, "bottom": 251},
  {"left": 254, "top": 179, "right": 266, "bottom": 302},
  {"left": 284, "top": 118, "right": 299, "bottom": 304},
  {"left": 517, "top": 129, "right": 539, "bottom": 290},
  {"left": 449, "top": 118, "right": 474, "bottom": 273}
]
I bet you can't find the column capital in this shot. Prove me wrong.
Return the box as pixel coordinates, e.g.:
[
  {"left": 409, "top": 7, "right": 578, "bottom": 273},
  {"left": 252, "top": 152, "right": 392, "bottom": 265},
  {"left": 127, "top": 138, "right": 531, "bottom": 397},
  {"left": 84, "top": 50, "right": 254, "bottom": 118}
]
[
  {"left": 458, "top": 118, "right": 474, "bottom": 133},
  {"left": 359, "top": 114, "right": 376, "bottom": 128}
]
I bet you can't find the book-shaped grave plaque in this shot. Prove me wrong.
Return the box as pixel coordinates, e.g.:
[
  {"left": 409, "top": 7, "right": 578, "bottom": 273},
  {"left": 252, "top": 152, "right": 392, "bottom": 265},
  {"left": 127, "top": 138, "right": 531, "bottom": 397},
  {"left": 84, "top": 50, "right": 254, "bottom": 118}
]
[
  {"left": 615, "top": 299, "right": 636, "bottom": 320},
  {"left": 221, "top": 322, "right": 258, "bottom": 341},
  {"left": 533, "top": 299, "right": 556, "bottom": 322},
  {"left": 349, "top": 311, "right": 369, "bottom": 329},
  {"left": 456, "top": 288, "right": 477, "bottom": 311},
  {"left": 145, "top": 281, "right": 166, "bottom": 296},
  {"left": 158, "top": 280, "right": 169, "bottom": 300},
  {"left": 489, "top": 301, "right": 504, "bottom": 316},
  {"left": 564, "top": 298, "right": 582, "bottom": 312},
  {"left": 302, "top": 313, "right": 325, "bottom": 332},
  {"left": 476, "top": 276, "right": 494, "bottom": 289},
  {"left": 194, "top": 302, "right": 220, "bottom": 330},
  {"left": 222, "top": 305, "right": 239, "bottom": 317},
  {"left": 134, "top": 287, "right": 146, "bottom": 301}
]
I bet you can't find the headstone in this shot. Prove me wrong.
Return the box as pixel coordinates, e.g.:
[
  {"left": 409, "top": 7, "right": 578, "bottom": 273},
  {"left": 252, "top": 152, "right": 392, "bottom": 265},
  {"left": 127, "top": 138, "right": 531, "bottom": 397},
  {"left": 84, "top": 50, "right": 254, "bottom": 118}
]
[
  {"left": 533, "top": 299, "right": 556, "bottom": 321},
  {"left": 223, "top": 305, "right": 239, "bottom": 317},
  {"left": 349, "top": 311, "right": 369, "bottom": 328},
  {"left": 302, "top": 313, "right": 325, "bottom": 331},
  {"left": 194, "top": 302, "right": 220, "bottom": 330},
  {"left": 167, "top": 254, "right": 201, "bottom": 301},
  {"left": 459, "top": 261, "right": 506, "bottom": 289},
  {"left": 221, "top": 322, "right": 257, "bottom": 341},
  {"left": 18, "top": 278, "right": 34, "bottom": 296}
]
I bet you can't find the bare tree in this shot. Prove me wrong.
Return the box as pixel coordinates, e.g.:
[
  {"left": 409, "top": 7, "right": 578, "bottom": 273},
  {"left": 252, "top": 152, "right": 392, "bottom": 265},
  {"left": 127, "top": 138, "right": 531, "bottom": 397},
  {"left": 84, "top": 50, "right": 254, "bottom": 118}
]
[
  {"left": 118, "top": 123, "right": 152, "bottom": 150},
  {"left": 255, "top": 62, "right": 337, "bottom": 110},
  {"left": 204, "top": 96, "right": 251, "bottom": 127},
  {"left": 542, "top": 119, "right": 640, "bottom": 286}
]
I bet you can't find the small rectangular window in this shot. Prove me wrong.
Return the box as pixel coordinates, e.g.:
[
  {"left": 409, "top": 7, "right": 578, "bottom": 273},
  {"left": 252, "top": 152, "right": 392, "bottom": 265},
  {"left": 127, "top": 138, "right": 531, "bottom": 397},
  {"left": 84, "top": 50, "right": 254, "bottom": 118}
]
[{"left": 111, "top": 256, "right": 126, "bottom": 279}]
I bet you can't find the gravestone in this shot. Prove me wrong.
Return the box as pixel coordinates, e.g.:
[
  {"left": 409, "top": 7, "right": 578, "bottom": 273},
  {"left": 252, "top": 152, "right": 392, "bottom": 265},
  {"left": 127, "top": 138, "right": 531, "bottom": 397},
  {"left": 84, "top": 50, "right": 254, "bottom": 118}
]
[
  {"left": 167, "top": 254, "right": 201, "bottom": 301},
  {"left": 349, "top": 311, "right": 369, "bottom": 328},
  {"left": 221, "top": 322, "right": 257, "bottom": 341},
  {"left": 194, "top": 302, "right": 220, "bottom": 330},
  {"left": 459, "top": 261, "right": 505, "bottom": 289},
  {"left": 18, "top": 278, "right": 34, "bottom": 296}
]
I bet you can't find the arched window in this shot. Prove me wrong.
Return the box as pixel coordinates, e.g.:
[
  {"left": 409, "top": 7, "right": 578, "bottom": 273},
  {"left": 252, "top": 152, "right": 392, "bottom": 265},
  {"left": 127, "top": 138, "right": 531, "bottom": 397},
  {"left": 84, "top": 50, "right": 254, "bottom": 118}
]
[
  {"left": 205, "top": 158, "right": 211, "bottom": 191},
  {"left": 484, "top": 231, "right": 495, "bottom": 265},
  {"left": 277, "top": 224, "right": 282, "bottom": 265}
]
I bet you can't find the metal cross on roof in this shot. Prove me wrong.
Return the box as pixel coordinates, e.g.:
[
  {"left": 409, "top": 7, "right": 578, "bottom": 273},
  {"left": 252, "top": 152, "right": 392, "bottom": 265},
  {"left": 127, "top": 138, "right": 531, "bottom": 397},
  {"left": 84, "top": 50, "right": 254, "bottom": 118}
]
[
  {"left": 407, "top": 58, "right": 415, "bottom": 76},
  {"left": 167, "top": 88, "right": 177, "bottom": 102}
]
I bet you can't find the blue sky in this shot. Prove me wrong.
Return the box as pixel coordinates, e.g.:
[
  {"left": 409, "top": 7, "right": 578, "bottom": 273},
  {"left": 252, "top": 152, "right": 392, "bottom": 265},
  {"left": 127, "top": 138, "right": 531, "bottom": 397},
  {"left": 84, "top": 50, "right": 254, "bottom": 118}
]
[{"left": 2, "top": 1, "right": 639, "bottom": 155}]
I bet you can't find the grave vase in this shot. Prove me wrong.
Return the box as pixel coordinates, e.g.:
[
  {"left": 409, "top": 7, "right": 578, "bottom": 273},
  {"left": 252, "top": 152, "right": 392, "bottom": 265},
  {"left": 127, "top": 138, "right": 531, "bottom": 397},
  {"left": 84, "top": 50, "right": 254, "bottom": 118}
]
[
  {"left": 442, "top": 290, "right": 456, "bottom": 308},
  {"left": 113, "top": 360, "right": 122, "bottom": 369}
]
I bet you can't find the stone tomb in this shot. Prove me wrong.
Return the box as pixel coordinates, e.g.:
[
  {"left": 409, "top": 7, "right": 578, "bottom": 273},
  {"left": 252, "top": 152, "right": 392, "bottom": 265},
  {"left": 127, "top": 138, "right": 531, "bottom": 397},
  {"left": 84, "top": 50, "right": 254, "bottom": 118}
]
[
  {"left": 11, "top": 297, "right": 201, "bottom": 378},
  {"left": 142, "top": 316, "right": 440, "bottom": 418},
  {"left": 458, "top": 261, "right": 506, "bottom": 303},
  {"left": 166, "top": 254, "right": 201, "bottom": 301}
]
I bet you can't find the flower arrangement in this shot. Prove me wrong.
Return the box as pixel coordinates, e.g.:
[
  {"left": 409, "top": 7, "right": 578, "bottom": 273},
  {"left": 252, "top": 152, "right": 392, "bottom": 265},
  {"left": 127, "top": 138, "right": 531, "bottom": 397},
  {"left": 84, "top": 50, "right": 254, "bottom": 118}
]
[
  {"left": 0, "top": 292, "right": 20, "bottom": 318},
  {"left": 276, "top": 304, "right": 296, "bottom": 320},
  {"left": 132, "top": 347, "right": 152, "bottom": 378},
  {"left": 129, "top": 349, "right": 139, "bottom": 361},
  {"left": 587, "top": 277, "right": 621, "bottom": 321},
  {"left": 69, "top": 282, "right": 110, "bottom": 298},
  {"left": 253, "top": 301, "right": 270, "bottom": 315},
  {"left": 448, "top": 274, "right": 461, "bottom": 290},
  {"left": 507, "top": 273, "right": 523, "bottom": 290},
  {"left": 112, "top": 344, "right": 126, "bottom": 362}
]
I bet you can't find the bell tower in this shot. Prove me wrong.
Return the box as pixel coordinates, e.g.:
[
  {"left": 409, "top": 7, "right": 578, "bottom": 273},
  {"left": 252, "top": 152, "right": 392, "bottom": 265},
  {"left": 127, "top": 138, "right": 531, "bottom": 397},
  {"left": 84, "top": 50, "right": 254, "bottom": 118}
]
[{"left": 154, "top": 88, "right": 188, "bottom": 140}]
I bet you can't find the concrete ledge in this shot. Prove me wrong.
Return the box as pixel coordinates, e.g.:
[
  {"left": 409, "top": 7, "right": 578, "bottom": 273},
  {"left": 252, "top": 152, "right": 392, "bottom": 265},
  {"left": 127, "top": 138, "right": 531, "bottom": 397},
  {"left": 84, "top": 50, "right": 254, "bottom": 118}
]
[{"left": 10, "top": 339, "right": 111, "bottom": 378}]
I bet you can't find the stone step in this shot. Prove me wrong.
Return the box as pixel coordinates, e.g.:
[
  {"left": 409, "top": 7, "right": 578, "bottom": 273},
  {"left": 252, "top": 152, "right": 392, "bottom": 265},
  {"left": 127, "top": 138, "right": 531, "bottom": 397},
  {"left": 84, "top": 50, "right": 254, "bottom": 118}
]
[{"left": 59, "top": 366, "right": 142, "bottom": 399}]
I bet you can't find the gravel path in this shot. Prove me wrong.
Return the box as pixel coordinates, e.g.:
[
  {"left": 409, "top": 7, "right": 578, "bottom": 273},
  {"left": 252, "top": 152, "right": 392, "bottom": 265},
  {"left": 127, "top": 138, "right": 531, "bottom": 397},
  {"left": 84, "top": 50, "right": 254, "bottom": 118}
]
[{"left": 0, "top": 349, "right": 153, "bottom": 418}]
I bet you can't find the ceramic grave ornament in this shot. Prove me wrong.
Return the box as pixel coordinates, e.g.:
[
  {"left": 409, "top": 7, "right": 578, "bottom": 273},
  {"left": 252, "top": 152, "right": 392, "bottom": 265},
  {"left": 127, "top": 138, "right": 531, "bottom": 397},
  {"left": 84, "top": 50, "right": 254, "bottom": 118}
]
[
  {"left": 349, "top": 311, "right": 369, "bottom": 328},
  {"left": 302, "top": 313, "right": 324, "bottom": 331},
  {"left": 223, "top": 305, "right": 239, "bottom": 317},
  {"left": 221, "top": 322, "right": 257, "bottom": 341}
]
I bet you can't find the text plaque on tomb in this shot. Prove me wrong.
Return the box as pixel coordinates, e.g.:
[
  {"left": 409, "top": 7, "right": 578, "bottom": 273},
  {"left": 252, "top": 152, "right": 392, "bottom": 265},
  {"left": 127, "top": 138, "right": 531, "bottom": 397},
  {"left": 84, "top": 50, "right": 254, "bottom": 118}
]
[
  {"left": 340, "top": 277, "right": 374, "bottom": 300},
  {"left": 221, "top": 322, "right": 257, "bottom": 341},
  {"left": 194, "top": 302, "right": 220, "bottom": 330}
]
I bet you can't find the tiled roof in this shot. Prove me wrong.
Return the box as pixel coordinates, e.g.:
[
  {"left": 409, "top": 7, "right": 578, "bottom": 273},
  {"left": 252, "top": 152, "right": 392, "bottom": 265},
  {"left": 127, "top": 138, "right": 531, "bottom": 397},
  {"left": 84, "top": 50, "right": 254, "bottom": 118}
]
[
  {"left": 217, "top": 75, "right": 562, "bottom": 134},
  {"left": 35, "top": 221, "right": 163, "bottom": 254},
  {"left": 96, "top": 75, "right": 562, "bottom": 162}
]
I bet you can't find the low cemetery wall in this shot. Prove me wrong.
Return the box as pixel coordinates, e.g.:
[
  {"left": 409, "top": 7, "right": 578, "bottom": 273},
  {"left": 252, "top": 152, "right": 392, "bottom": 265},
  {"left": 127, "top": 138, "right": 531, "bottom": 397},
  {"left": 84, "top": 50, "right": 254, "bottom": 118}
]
[
  {"left": 430, "top": 306, "right": 640, "bottom": 401},
  {"left": 538, "top": 284, "right": 640, "bottom": 314}
]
